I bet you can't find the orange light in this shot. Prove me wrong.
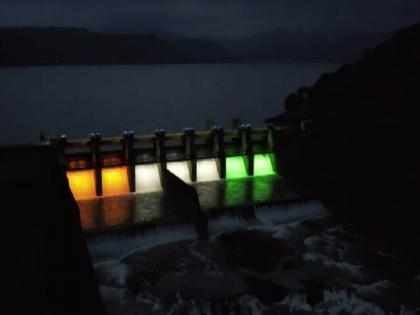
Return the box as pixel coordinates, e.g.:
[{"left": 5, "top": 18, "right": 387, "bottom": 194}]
[
  {"left": 102, "top": 166, "right": 130, "bottom": 197},
  {"left": 67, "top": 170, "right": 97, "bottom": 200}
]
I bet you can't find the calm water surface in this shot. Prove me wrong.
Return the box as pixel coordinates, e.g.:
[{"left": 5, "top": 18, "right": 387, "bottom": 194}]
[{"left": 0, "top": 63, "right": 339, "bottom": 145}]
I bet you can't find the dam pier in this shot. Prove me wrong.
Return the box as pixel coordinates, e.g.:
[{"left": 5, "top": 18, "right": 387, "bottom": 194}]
[{"left": 43, "top": 123, "right": 307, "bottom": 233}]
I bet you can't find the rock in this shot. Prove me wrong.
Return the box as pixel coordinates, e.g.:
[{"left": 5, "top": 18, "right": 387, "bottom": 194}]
[
  {"left": 152, "top": 271, "right": 249, "bottom": 302},
  {"left": 0, "top": 146, "right": 106, "bottom": 314},
  {"left": 220, "top": 230, "right": 294, "bottom": 273},
  {"left": 244, "top": 276, "right": 289, "bottom": 305}
]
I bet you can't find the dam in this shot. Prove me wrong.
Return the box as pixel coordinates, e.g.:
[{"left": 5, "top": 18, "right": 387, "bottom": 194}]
[{"left": 43, "top": 124, "right": 305, "bottom": 233}]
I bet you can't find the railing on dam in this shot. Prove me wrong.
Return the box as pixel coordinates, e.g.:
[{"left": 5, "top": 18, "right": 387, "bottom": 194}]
[{"left": 43, "top": 125, "right": 295, "bottom": 201}]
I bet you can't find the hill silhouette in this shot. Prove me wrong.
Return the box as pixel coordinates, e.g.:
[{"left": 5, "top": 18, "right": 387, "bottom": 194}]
[
  {"left": 0, "top": 27, "right": 393, "bottom": 66},
  {"left": 268, "top": 23, "right": 419, "bottom": 257},
  {"left": 224, "top": 28, "right": 390, "bottom": 63},
  {"left": 0, "top": 27, "right": 237, "bottom": 66}
]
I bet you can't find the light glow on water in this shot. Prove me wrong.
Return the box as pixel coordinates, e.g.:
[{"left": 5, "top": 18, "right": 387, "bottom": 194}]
[
  {"left": 197, "top": 158, "right": 219, "bottom": 182},
  {"left": 67, "top": 170, "right": 97, "bottom": 200},
  {"left": 102, "top": 166, "right": 130, "bottom": 196},
  {"left": 226, "top": 156, "right": 248, "bottom": 179},
  {"left": 225, "top": 179, "right": 250, "bottom": 207},
  {"left": 135, "top": 164, "right": 162, "bottom": 193},
  {"left": 167, "top": 161, "right": 191, "bottom": 183},
  {"left": 254, "top": 153, "right": 276, "bottom": 177}
]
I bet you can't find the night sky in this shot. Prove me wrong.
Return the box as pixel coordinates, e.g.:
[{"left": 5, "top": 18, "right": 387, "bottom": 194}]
[{"left": 0, "top": 0, "right": 419, "bottom": 38}]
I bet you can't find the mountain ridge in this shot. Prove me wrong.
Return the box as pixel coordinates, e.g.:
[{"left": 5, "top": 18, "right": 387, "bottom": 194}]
[{"left": 0, "top": 26, "right": 394, "bottom": 66}]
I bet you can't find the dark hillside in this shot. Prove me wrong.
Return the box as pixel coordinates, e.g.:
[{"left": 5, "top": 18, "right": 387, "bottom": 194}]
[{"left": 267, "top": 23, "right": 420, "bottom": 256}]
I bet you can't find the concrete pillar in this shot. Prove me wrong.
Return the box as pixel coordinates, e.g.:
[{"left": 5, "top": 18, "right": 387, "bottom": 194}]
[
  {"left": 240, "top": 124, "right": 254, "bottom": 176},
  {"left": 212, "top": 126, "right": 226, "bottom": 179},
  {"left": 154, "top": 129, "right": 166, "bottom": 187},
  {"left": 184, "top": 127, "right": 197, "bottom": 182},
  {"left": 123, "top": 131, "right": 136, "bottom": 193},
  {"left": 268, "top": 126, "right": 279, "bottom": 174},
  {"left": 232, "top": 118, "right": 242, "bottom": 130},
  {"left": 89, "top": 133, "right": 102, "bottom": 196}
]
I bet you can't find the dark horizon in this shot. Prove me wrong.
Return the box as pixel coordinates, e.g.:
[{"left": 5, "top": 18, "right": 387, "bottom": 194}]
[{"left": 0, "top": 0, "right": 419, "bottom": 40}]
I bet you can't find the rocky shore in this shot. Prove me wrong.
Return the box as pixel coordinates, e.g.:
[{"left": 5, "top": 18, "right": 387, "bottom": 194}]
[{"left": 94, "top": 202, "right": 420, "bottom": 314}]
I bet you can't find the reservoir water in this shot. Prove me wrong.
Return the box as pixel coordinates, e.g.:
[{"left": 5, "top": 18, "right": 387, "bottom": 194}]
[{"left": 0, "top": 62, "right": 339, "bottom": 145}]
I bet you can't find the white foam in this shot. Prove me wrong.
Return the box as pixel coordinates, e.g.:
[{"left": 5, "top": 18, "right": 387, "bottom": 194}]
[
  {"left": 303, "top": 252, "right": 366, "bottom": 283},
  {"left": 280, "top": 293, "right": 313, "bottom": 312},
  {"left": 95, "top": 260, "right": 128, "bottom": 287},
  {"left": 88, "top": 224, "right": 197, "bottom": 261},
  {"left": 318, "top": 290, "right": 385, "bottom": 315},
  {"left": 236, "top": 295, "right": 264, "bottom": 315},
  {"left": 256, "top": 200, "right": 328, "bottom": 226},
  {"left": 88, "top": 200, "right": 329, "bottom": 262},
  {"left": 352, "top": 280, "right": 393, "bottom": 299}
]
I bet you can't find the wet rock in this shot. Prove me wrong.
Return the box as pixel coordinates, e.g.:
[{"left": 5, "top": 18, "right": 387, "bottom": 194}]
[
  {"left": 220, "top": 230, "right": 294, "bottom": 273},
  {"left": 244, "top": 276, "right": 289, "bottom": 305},
  {"left": 300, "top": 280, "right": 325, "bottom": 305},
  {"left": 262, "top": 294, "right": 316, "bottom": 315},
  {"left": 153, "top": 271, "right": 248, "bottom": 302},
  {"left": 282, "top": 256, "right": 299, "bottom": 270},
  {"left": 263, "top": 304, "right": 317, "bottom": 315}
]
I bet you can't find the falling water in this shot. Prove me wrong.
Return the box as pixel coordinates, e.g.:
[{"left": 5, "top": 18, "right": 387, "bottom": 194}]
[
  {"left": 102, "top": 166, "right": 130, "bottom": 197},
  {"left": 226, "top": 156, "right": 248, "bottom": 179},
  {"left": 135, "top": 163, "right": 162, "bottom": 193},
  {"left": 166, "top": 161, "right": 191, "bottom": 183},
  {"left": 66, "top": 170, "right": 97, "bottom": 200},
  {"left": 196, "top": 158, "right": 219, "bottom": 182}
]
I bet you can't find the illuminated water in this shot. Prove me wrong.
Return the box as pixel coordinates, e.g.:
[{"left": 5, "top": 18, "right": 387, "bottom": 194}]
[
  {"left": 196, "top": 158, "right": 219, "bottom": 182},
  {"left": 0, "top": 63, "right": 339, "bottom": 145},
  {"left": 226, "top": 156, "right": 248, "bottom": 179},
  {"left": 102, "top": 166, "right": 130, "bottom": 197},
  {"left": 253, "top": 153, "right": 276, "bottom": 176},
  {"left": 78, "top": 175, "right": 300, "bottom": 232},
  {"left": 166, "top": 161, "right": 191, "bottom": 183},
  {"left": 67, "top": 170, "right": 97, "bottom": 200},
  {"left": 135, "top": 164, "right": 162, "bottom": 193}
]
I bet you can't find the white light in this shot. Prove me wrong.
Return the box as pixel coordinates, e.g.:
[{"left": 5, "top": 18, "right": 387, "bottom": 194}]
[
  {"left": 135, "top": 164, "right": 162, "bottom": 193},
  {"left": 197, "top": 158, "right": 220, "bottom": 182},
  {"left": 167, "top": 161, "right": 191, "bottom": 183}
]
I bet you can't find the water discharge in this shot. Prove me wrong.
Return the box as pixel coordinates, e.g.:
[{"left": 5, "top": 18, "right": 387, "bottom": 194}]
[
  {"left": 135, "top": 164, "right": 162, "bottom": 193},
  {"left": 253, "top": 153, "right": 276, "bottom": 176},
  {"left": 102, "top": 166, "right": 130, "bottom": 197},
  {"left": 66, "top": 170, "right": 97, "bottom": 200},
  {"left": 166, "top": 161, "right": 191, "bottom": 183},
  {"left": 196, "top": 158, "right": 219, "bottom": 182},
  {"left": 226, "top": 156, "right": 248, "bottom": 179}
]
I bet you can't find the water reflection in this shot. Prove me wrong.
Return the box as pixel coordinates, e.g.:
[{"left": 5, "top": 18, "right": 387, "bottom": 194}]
[
  {"left": 78, "top": 175, "right": 287, "bottom": 232},
  {"left": 224, "top": 179, "right": 253, "bottom": 207},
  {"left": 252, "top": 176, "right": 275, "bottom": 202}
]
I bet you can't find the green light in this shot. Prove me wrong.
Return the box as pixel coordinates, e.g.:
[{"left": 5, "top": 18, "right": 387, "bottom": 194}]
[
  {"left": 253, "top": 154, "right": 276, "bottom": 177},
  {"left": 225, "top": 179, "right": 249, "bottom": 207},
  {"left": 226, "top": 156, "right": 248, "bottom": 179},
  {"left": 252, "top": 177, "right": 274, "bottom": 201}
]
